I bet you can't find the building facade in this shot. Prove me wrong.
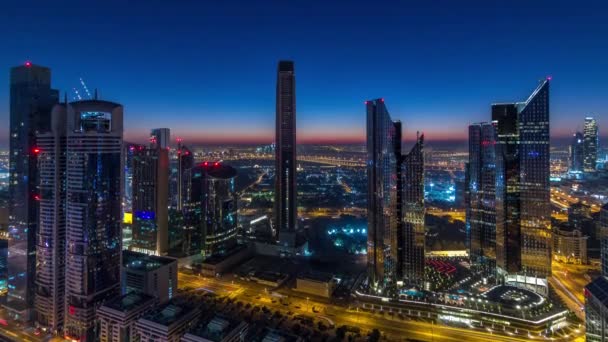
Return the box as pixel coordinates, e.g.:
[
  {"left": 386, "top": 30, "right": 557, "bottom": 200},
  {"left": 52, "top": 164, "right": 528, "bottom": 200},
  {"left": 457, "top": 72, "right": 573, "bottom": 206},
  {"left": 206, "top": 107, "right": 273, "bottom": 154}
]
[
  {"left": 366, "top": 98, "right": 400, "bottom": 286},
  {"left": 494, "top": 79, "right": 551, "bottom": 287},
  {"left": 584, "top": 117, "right": 598, "bottom": 172},
  {"left": 467, "top": 122, "right": 497, "bottom": 277},
  {"left": 6, "top": 62, "right": 59, "bottom": 321},
  {"left": 274, "top": 61, "right": 297, "bottom": 247},
  {"left": 97, "top": 292, "right": 155, "bottom": 342},
  {"left": 189, "top": 163, "right": 238, "bottom": 258},
  {"left": 552, "top": 226, "right": 588, "bottom": 264},
  {"left": 150, "top": 128, "right": 170, "bottom": 150},
  {"left": 131, "top": 146, "right": 169, "bottom": 256},
  {"left": 63, "top": 100, "right": 123, "bottom": 341},
  {"left": 34, "top": 103, "right": 67, "bottom": 332},
  {"left": 570, "top": 132, "right": 584, "bottom": 173},
  {"left": 401, "top": 133, "right": 425, "bottom": 285}
]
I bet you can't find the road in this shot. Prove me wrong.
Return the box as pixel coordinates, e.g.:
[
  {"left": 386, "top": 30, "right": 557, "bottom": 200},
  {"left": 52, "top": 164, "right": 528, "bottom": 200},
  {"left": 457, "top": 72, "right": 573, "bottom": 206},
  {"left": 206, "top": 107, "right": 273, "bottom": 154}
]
[
  {"left": 178, "top": 272, "right": 582, "bottom": 341},
  {"left": 551, "top": 261, "right": 597, "bottom": 321}
]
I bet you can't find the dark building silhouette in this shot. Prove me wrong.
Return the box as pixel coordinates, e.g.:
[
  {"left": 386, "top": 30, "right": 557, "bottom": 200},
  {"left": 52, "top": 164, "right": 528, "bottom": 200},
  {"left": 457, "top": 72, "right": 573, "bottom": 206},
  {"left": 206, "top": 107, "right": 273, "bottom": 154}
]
[
  {"left": 274, "top": 61, "right": 297, "bottom": 247},
  {"left": 584, "top": 117, "right": 598, "bottom": 172},
  {"left": 494, "top": 79, "right": 551, "bottom": 286},
  {"left": 6, "top": 62, "right": 59, "bottom": 321},
  {"left": 467, "top": 122, "right": 497, "bottom": 277}
]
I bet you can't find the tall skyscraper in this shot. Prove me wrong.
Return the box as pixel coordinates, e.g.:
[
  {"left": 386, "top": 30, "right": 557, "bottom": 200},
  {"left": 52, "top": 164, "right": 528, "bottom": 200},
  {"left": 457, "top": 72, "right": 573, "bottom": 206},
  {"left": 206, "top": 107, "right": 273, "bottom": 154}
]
[
  {"left": 63, "top": 100, "right": 123, "bottom": 341},
  {"left": 150, "top": 128, "right": 170, "bottom": 149},
  {"left": 177, "top": 140, "right": 194, "bottom": 211},
  {"left": 6, "top": 62, "right": 59, "bottom": 321},
  {"left": 189, "top": 162, "right": 238, "bottom": 258},
  {"left": 35, "top": 104, "right": 67, "bottom": 331},
  {"left": 274, "top": 61, "right": 297, "bottom": 247},
  {"left": 586, "top": 203, "right": 608, "bottom": 342},
  {"left": 584, "top": 117, "right": 598, "bottom": 172},
  {"left": 131, "top": 145, "right": 169, "bottom": 256},
  {"left": 600, "top": 204, "right": 608, "bottom": 277},
  {"left": 494, "top": 79, "right": 551, "bottom": 285},
  {"left": 570, "top": 132, "right": 584, "bottom": 173},
  {"left": 401, "top": 133, "right": 425, "bottom": 285},
  {"left": 467, "top": 122, "right": 497, "bottom": 276},
  {"left": 366, "top": 98, "right": 400, "bottom": 286}
]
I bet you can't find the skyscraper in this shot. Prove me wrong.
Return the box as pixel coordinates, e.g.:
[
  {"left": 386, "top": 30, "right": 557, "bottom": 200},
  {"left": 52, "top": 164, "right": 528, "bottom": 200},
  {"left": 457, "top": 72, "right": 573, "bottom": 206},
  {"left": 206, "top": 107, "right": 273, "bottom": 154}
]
[
  {"left": 6, "top": 62, "right": 59, "bottom": 321},
  {"left": 35, "top": 104, "right": 67, "bottom": 331},
  {"left": 150, "top": 128, "right": 170, "bottom": 150},
  {"left": 63, "top": 100, "right": 123, "bottom": 341},
  {"left": 274, "top": 61, "right": 297, "bottom": 247},
  {"left": 467, "top": 122, "right": 497, "bottom": 277},
  {"left": 131, "top": 145, "right": 169, "bottom": 256},
  {"left": 366, "top": 98, "right": 400, "bottom": 286},
  {"left": 600, "top": 204, "right": 608, "bottom": 277},
  {"left": 494, "top": 79, "right": 551, "bottom": 287},
  {"left": 570, "top": 132, "right": 584, "bottom": 173},
  {"left": 584, "top": 117, "right": 598, "bottom": 172},
  {"left": 401, "top": 133, "right": 425, "bottom": 285},
  {"left": 177, "top": 140, "right": 194, "bottom": 211},
  {"left": 189, "top": 162, "right": 238, "bottom": 257},
  {"left": 586, "top": 203, "right": 608, "bottom": 342}
]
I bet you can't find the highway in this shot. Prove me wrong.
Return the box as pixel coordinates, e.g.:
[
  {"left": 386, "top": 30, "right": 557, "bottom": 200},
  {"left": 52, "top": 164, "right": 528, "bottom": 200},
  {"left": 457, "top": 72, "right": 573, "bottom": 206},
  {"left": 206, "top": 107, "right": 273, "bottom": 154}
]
[
  {"left": 178, "top": 272, "right": 582, "bottom": 341},
  {"left": 551, "top": 261, "right": 597, "bottom": 321}
]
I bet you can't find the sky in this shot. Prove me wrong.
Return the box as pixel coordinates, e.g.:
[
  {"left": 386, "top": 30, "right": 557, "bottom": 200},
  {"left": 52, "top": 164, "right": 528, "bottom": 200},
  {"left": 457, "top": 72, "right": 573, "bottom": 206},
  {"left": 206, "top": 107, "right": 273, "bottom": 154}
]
[{"left": 0, "top": 0, "right": 607, "bottom": 146}]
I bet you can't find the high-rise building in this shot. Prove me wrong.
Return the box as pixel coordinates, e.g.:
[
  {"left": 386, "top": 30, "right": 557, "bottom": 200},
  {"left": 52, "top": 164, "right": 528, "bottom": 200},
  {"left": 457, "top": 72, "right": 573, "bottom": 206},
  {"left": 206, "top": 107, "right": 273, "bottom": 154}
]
[
  {"left": 6, "top": 62, "right": 59, "bottom": 321},
  {"left": 189, "top": 162, "right": 238, "bottom": 258},
  {"left": 570, "top": 132, "right": 584, "bottom": 173},
  {"left": 124, "top": 142, "right": 144, "bottom": 214},
  {"left": 274, "top": 61, "right": 297, "bottom": 247},
  {"left": 35, "top": 104, "right": 67, "bottom": 331},
  {"left": 177, "top": 141, "right": 194, "bottom": 212},
  {"left": 584, "top": 117, "right": 598, "bottom": 172},
  {"left": 63, "top": 100, "right": 123, "bottom": 341},
  {"left": 600, "top": 204, "right": 608, "bottom": 277},
  {"left": 366, "top": 98, "right": 400, "bottom": 286},
  {"left": 401, "top": 133, "right": 425, "bottom": 285},
  {"left": 586, "top": 203, "right": 608, "bottom": 342},
  {"left": 494, "top": 79, "right": 551, "bottom": 288},
  {"left": 150, "top": 128, "right": 170, "bottom": 150},
  {"left": 131, "top": 145, "right": 169, "bottom": 256},
  {"left": 467, "top": 122, "right": 497, "bottom": 277},
  {"left": 122, "top": 250, "right": 177, "bottom": 304}
]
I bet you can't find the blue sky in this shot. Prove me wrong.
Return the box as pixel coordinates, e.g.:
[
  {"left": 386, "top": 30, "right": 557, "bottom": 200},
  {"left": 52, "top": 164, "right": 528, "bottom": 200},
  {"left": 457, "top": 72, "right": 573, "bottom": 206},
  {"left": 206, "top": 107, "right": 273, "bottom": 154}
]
[{"left": 0, "top": 0, "right": 607, "bottom": 146}]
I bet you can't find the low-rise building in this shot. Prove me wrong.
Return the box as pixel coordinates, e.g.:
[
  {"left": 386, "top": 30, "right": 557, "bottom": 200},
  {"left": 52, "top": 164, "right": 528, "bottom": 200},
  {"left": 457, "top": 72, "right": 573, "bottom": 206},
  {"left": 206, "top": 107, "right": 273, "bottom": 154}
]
[
  {"left": 136, "top": 300, "right": 201, "bottom": 342},
  {"left": 553, "top": 225, "right": 588, "bottom": 264},
  {"left": 182, "top": 314, "right": 248, "bottom": 342},
  {"left": 201, "top": 245, "right": 251, "bottom": 277},
  {"left": 122, "top": 250, "right": 178, "bottom": 303},
  {"left": 97, "top": 292, "right": 156, "bottom": 342},
  {"left": 294, "top": 272, "right": 336, "bottom": 298}
]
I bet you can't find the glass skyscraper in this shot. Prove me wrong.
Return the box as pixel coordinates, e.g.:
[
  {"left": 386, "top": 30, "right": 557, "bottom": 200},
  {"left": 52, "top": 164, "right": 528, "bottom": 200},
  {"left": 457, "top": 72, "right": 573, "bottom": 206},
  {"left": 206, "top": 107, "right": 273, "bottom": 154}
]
[
  {"left": 6, "top": 62, "right": 59, "bottom": 321},
  {"left": 189, "top": 162, "right": 238, "bottom": 258},
  {"left": 401, "top": 133, "right": 425, "bottom": 285},
  {"left": 584, "top": 116, "right": 598, "bottom": 172},
  {"left": 586, "top": 204, "right": 608, "bottom": 342},
  {"left": 493, "top": 79, "right": 551, "bottom": 287},
  {"left": 275, "top": 61, "right": 297, "bottom": 247},
  {"left": 131, "top": 145, "right": 169, "bottom": 256},
  {"left": 366, "top": 99, "right": 400, "bottom": 287},
  {"left": 570, "top": 131, "right": 584, "bottom": 173},
  {"left": 62, "top": 100, "right": 123, "bottom": 341},
  {"left": 467, "top": 122, "right": 497, "bottom": 277}
]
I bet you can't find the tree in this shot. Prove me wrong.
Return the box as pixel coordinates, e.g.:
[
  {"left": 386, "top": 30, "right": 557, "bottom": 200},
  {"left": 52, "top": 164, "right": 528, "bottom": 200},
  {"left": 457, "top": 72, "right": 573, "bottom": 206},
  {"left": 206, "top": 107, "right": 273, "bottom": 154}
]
[{"left": 369, "top": 329, "right": 381, "bottom": 342}]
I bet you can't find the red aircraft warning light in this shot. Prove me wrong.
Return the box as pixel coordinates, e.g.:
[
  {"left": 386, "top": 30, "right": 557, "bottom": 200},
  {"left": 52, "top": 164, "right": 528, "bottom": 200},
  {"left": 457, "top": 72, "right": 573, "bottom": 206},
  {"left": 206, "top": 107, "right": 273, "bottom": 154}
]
[
  {"left": 25, "top": 61, "right": 32, "bottom": 67},
  {"left": 33, "top": 147, "right": 41, "bottom": 154}
]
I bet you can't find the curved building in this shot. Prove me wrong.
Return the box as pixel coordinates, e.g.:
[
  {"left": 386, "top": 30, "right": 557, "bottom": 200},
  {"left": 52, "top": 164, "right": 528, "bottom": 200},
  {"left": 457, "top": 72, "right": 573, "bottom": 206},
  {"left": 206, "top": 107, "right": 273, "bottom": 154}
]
[{"left": 188, "top": 162, "right": 238, "bottom": 258}]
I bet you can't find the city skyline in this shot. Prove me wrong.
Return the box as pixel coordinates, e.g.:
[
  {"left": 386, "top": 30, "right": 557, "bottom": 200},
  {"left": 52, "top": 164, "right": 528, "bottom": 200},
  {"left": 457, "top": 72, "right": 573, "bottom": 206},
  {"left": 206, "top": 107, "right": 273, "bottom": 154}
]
[{"left": 1, "top": 1, "right": 607, "bottom": 146}]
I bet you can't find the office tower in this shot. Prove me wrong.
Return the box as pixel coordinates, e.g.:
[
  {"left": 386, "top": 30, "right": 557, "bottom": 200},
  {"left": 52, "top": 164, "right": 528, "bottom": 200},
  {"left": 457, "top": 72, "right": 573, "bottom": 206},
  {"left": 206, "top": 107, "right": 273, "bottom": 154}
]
[
  {"left": 124, "top": 142, "right": 144, "bottom": 214},
  {"left": 6, "top": 62, "right": 59, "bottom": 321},
  {"left": 35, "top": 105, "right": 67, "bottom": 331},
  {"left": 131, "top": 145, "right": 169, "bottom": 256},
  {"left": 570, "top": 132, "right": 584, "bottom": 172},
  {"left": 366, "top": 98, "right": 400, "bottom": 286},
  {"left": 63, "top": 100, "right": 123, "bottom": 341},
  {"left": 601, "top": 204, "right": 608, "bottom": 277},
  {"left": 584, "top": 117, "right": 598, "bottom": 172},
  {"left": 150, "top": 128, "right": 170, "bottom": 149},
  {"left": 177, "top": 140, "right": 194, "bottom": 211},
  {"left": 401, "top": 133, "right": 425, "bottom": 285},
  {"left": 467, "top": 122, "right": 497, "bottom": 276},
  {"left": 189, "top": 162, "right": 238, "bottom": 257},
  {"left": 275, "top": 61, "right": 297, "bottom": 247},
  {"left": 494, "top": 79, "right": 551, "bottom": 284}
]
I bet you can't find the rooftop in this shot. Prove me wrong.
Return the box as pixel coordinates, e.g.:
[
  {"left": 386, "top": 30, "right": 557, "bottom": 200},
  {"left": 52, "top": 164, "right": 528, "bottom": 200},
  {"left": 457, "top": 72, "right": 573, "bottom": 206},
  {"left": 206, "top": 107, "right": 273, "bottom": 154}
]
[
  {"left": 141, "top": 300, "right": 199, "bottom": 326},
  {"left": 186, "top": 314, "right": 245, "bottom": 342},
  {"left": 123, "top": 250, "right": 176, "bottom": 272},
  {"left": 298, "top": 271, "right": 334, "bottom": 283},
  {"left": 100, "top": 292, "right": 155, "bottom": 313}
]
